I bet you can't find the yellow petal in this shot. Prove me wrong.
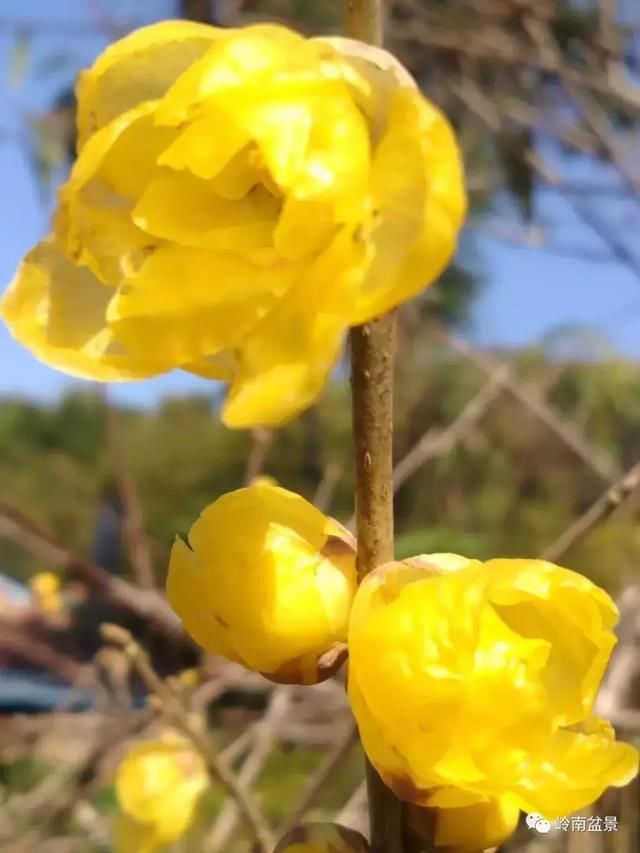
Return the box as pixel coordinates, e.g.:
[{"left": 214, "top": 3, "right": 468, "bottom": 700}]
[
  {"left": 212, "top": 78, "right": 318, "bottom": 190},
  {"left": 157, "top": 103, "right": 250, "bottom": 181},
  {"left": 274, "top": 197, "right": 337, "bottom": 260},
  {"left": 487, "top": 559, "right": 619, "bottom": 725},
  {"left": 99, "top": 110, "right": 176, "bottom": 199},
  {"left": 183, "top": 350, "right": 237, "bottom": 382},
  {"left": 313, "top": 37, "right": 417, "bottom": 143},
  {"left": 107, "top": 244, "right": 302, "bottom": 368},
  {"left": 514, "top": 717, "right": 639, "bottom": 818},
  {"left": 0, "top": 238, "right": 166, "bottom": 381},
  {"left": 76, "top": 20, "right": 222, "bottom": 149},
  {"left": 56, "top": 102, "right": 163, "bottom": 283},
  {"left": 222, "top": 229, "right": 367, "bottom": 428},
  {"left": 166, "top": 538, "right": 242, "bottom": 664},
  {"left": 432, "top": 796, "right": 521, "bottom": 853},
  {"left": 289, "top": 84, "right": 371, "bottom": 218},
  {"left": 156, "top": 25, "right": 312, "bottom": 126},
  {"left": 353, "top": 88, "right": 466, "bottom": 323},
  {"left": 132, "top": 170, "right": 280, "bottom": 254}
]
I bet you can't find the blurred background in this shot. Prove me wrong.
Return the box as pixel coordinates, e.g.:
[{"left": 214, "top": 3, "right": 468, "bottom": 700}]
[{"left": 1, "top": 1, "right": 640, "bottom": 850}]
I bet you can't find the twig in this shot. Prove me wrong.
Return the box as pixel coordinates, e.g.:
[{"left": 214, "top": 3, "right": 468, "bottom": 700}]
[
  {"left": 349, "top": 322, "right": 404, "bottom": 850},
  {"left": 0, "top": 617, "right": 83, "bottom": 681},
  {"left": 393, "top": 374, "right": 505, "bottom": 492},
  {"left": 278, "top": 723, "right": 359, "bottom": 837},
  {"left": 337, "top": 781, "right": 369, "bottom": 833},
  {"left": 444, "top": 331, "right": 621, "bottom": 482},
  {"left": 449, "top": 75, "right": 640, "bottom": 284},
  {"left": 345, "top": 0, "right": 384, "bottom": 45},
  {"left": 103, "top": 392, "right": 155, "bottom": 589},
  {"left": 0, "top": 498, "right": 184, "bottom": 640},
  {"left": 313, "top": 462, "right": 343, "bottom": 513},
  {"left": 542, "top": 460, "right": 640, "bottom": 563},
  {"left": 101, "top": 623, "right": 275, "bottom": 852},
  {"left": 206, "top": 690, "right": 290, "bottom": 851},
  {"left": 243, "top": 427, "right": 274, "bottom": 485},
  {"left": 389, "top": 4, "right": 640, "bottom": 118}
]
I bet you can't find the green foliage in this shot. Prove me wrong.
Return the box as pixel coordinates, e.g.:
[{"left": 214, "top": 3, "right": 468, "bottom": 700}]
[{"left": 2, "top": 343, "right": 640, "bottom": 595}]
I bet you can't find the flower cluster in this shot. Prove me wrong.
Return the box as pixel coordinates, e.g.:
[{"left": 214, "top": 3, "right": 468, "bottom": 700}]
[
  {"left": 0, "top": 20, "right": 465, "bottom": 428},
  {"left": 167, "top": 487, "right": 638, "bottom": 852}
]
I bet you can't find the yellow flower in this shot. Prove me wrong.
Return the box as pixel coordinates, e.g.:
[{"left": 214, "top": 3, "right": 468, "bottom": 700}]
[
  {"left": 348, "top": 555, "right": 639, "bottom": 851},
  {"left": 167, "top": 483, "right": 356, "bottom": 684},
  {"left": 275, "top": 822, "right": 370, "bottom": 852},
  {"left": 114, "top": 733, "right": 207, "bottom": 853},
  {"left": 0, "top": 21, "right": 466, "bottom": 428},
  {"left": 29, "top": 571, "right": 62, "bottom": 614}
]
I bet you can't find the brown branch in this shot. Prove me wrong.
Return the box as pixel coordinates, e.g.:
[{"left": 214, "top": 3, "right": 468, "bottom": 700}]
[
  {"left": 542, "top": 460, "right": 640, "bottom": 563},
  {"left": 103, "top": 393, "right": 155, "bottom": 589},
  {"left": 278, "top": 722, "right": 359, "bottom": 838},
  {"left": 337, "top": 781, "right": 369, "bottom": 835},
  {"left": 389, "top": 4, "right": 640, "bottom": 118},
  {"left": 345, "top": 0, "right": 384, "bottom": 45},
  {"left": 313, "top": 462, "right": 343, "bottom": 513},
  {"left": 468, "top": 219, "right": 634, "bottom": 266},
  {"left": 101, "top": 623, "right": 275, "bottom": 852},
  {"left": 350, "top": 305, "right": 404, "bottom": 853},
  {"left": 0, "top": 619, "right": 83, "bottom": 682},
  {"left": 0, "top": 498, "right": 184, "bottom": 640},
  {"left": 206, "top": 690, "right": 290, "bottom": 851},
  {"left": 345, "top": 9, "right": 406, "bottom": 848},
  {"left": 243, "top": 427, "right": 274, "bottom": 485},
  {"left": 393, "top": 374, "right": 505, "bottom": 492}
]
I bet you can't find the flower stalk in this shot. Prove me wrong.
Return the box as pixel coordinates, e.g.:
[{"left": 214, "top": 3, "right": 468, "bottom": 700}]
[
  {"left": 345, "top": 7, "right": 432, "bottom": 853},
  {"left": 344, "top": 10, "right": 402, "bottom": 853}
]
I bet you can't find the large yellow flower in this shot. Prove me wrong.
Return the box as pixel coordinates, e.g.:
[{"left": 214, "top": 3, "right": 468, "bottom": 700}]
[
  {"left": 0, "top": 21, "right": 466, "bottom": 428},
  {"left": 166, "top": 483, "right": 357, "bottom": 684},
  {"left": 348, "top": 554, "right": 638, "bottom": 852},
  {"left": 114, "top": 733, "right": 207, "bottom": 853}
]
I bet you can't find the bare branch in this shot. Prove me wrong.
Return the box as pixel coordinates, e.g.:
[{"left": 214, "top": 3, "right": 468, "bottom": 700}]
[
  {"left": 393, "top": 374, "right": 506, "bottom": 492},
  {"left": 101, "top": 623, "right": 275, "bottom": 852},
  {"left": 542, "top": 461, "right": 640, "bottom": 563},
  {"left": 444, "top": 331, "right": 621, "bottom": 483}
]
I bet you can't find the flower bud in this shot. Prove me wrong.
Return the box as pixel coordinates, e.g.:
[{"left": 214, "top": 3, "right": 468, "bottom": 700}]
[
  {"left": 167, "top": 483, "right": 356, "bottom": 684},
  {"left": 29, "top": 571, "right": 62, "bottom": 614},
  {"left": 114, "top": 733, "right": 206, "bottom": 852}
]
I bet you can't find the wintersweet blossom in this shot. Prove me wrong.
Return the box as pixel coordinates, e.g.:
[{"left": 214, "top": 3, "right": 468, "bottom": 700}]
[
  {"left": 166, "top": 483, "right": 357, "bottom": 684},
  {"left": 348, "top": 554, "right": 639, "bottom": 852},
  {"left": 0, "top": 20, "right": 465, "bottom": 428},
  {"left": 29, "top": 571, "right": 62, "bottom": 614},
  {"left": 114, "top": 733, "right": 207, "bottom": 853}
]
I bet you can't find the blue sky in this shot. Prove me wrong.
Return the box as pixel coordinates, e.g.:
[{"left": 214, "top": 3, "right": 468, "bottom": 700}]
[{"left": 1, "top": 0, "right": 640, "bottom": 407}]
